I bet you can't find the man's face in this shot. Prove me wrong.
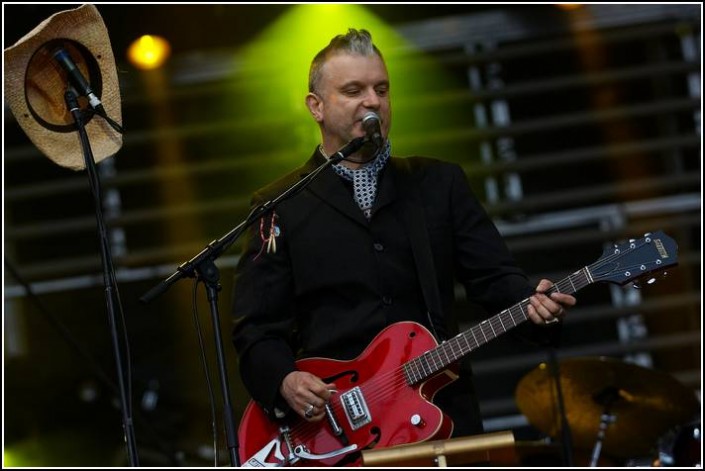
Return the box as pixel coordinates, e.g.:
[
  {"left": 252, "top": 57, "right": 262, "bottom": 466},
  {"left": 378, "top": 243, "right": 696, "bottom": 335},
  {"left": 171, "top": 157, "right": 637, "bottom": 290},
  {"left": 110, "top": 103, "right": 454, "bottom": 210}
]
[{"left": 311, "top": 53, "right": 391, "bottom": 154}]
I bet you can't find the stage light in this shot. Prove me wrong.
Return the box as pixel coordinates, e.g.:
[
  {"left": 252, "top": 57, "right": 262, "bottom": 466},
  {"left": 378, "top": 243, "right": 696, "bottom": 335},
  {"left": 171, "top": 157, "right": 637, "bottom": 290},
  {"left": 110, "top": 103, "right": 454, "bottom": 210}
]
[
  {"left": 556, "top": 4, "right": 584, "bottom": 11},
  {"left": 127, "top": 34, "right": 171, "bottom": 70}
]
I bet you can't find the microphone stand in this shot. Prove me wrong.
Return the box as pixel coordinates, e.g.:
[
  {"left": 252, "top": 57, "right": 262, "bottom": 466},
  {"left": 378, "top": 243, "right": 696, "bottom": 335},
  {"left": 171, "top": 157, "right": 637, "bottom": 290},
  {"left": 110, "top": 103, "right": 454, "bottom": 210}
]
[
  {"left": 65, "top": 88, "right": 139, "bottom": 466},
  {"left": 140, "top": 136, "right": 367, "bottom": 467}
]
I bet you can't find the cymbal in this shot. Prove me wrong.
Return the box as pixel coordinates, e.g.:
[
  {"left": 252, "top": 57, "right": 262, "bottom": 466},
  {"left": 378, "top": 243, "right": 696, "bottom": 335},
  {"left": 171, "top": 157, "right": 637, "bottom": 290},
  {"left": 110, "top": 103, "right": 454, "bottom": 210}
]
[{"left": 515, "top": 357, "right": 699, "bottom": 459}]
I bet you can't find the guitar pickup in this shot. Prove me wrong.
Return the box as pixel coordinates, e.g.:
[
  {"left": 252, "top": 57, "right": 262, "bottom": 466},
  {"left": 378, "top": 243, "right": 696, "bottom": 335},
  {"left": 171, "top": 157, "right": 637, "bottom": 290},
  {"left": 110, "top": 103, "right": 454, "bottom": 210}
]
[{"left": 340, "top": 386, "right": 371, "bottom": 430}]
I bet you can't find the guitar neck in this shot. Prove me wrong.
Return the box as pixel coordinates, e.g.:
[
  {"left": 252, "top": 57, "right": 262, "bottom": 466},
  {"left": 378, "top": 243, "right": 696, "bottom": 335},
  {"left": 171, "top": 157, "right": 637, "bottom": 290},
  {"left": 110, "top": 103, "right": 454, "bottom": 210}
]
[{"left": 403, "top": 267, "right": 593, "bottom": 384}]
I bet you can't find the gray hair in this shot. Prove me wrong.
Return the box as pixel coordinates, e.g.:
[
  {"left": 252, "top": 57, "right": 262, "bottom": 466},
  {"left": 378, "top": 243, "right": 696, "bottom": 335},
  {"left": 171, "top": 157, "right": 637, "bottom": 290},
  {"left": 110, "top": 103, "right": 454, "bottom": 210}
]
[{"left": 308, "top": 28, "right": 384, "bottom": 94}]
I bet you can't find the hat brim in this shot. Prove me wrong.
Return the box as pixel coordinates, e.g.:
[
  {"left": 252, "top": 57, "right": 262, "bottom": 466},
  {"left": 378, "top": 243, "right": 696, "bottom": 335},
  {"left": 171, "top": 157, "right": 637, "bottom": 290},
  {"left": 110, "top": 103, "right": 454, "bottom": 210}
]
[{"left": 4, "top": 4, "right": 122, "bottom": 170}]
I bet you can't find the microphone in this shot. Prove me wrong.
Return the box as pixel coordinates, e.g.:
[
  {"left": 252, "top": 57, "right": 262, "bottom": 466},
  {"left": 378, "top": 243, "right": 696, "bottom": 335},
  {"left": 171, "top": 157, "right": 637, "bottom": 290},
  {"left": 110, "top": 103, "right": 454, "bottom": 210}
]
[
  {"left": 52, "top": 48, "right": 104, "bottom": 112},
  {"left": 362, "top": 111, "right": 383, "bottom": 149}
]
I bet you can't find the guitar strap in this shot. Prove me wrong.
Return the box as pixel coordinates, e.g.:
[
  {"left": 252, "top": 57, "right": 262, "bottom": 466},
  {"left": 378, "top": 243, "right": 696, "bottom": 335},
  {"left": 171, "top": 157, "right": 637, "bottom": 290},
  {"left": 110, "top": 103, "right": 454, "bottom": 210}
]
[{"left": 392, "top": 158, "right": 448, "bottom": 341}]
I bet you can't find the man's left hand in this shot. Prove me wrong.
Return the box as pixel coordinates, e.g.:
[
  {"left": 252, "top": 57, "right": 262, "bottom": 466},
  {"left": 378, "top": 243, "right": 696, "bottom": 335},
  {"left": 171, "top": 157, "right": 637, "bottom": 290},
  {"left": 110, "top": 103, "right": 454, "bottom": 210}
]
[{"left": 527, "top": 279, "right": 576, "bottom": 325}]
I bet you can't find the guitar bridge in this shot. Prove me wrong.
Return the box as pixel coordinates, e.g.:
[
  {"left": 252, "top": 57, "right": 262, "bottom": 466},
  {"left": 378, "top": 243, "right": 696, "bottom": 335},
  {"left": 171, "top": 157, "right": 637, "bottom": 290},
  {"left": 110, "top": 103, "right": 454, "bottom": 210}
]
[{"left": 340, "top": 386, "right": 371, "bottom": 430}]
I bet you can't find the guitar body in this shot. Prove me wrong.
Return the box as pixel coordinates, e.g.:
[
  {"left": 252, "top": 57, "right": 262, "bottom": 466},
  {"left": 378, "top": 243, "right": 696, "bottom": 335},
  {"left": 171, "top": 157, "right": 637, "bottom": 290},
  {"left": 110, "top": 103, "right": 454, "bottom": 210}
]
[{"left": 238, "top": 322, "right": 455, "bottom": 466}]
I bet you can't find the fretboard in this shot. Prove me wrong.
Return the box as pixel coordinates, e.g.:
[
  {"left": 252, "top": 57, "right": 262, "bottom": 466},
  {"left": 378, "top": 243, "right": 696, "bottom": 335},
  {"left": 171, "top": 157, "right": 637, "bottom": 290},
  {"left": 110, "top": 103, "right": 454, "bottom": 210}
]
[{"left": 403, "top": 267, "right": 593, "bottom": 384}]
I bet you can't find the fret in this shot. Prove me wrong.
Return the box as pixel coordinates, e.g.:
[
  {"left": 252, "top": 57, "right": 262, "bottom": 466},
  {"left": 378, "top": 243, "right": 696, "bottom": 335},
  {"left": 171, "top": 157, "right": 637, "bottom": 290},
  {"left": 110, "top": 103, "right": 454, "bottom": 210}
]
[
  {"left": 441, "top": 342, "right": 453, "bottom": 367},
  {"left": 583, "top": 266, "right": 593, "bottom": 284},
  {"left": 488, "top": 319, "right": 497, "bottom": 338},
  {"left": 440, "top": 345, "right": 449, "bottom": 367},
  {"left": 470, "top": 327, "right": 479, "bottom": 346},
  {"left": 423, "top": 352, "right": 433, "bottom": 373},
  {"left": 427, "top": 351, "right": 438, "bottom": 373},
  {"left": 442, "top": 343, "right": 451, "bottom": 365},
  {"left": 420, "top": 356, "right": 429, "bottom": 378},
  {"left": 454, "top": 337, "right": 465, "bottom": 359},
  {"left": 430, "top": 352, "right": 439, "bottom": 373},
  {"left": 436, "top": 348, "right": 446, "bottom": 369},
  {"left": 496, "top": 316, "right": 506, "bottom": 333},
  {"left": 455, "top": 337, "right": 465, "bottom": 358},
  {"left": 508, "top": 310, "right": 516, "bottom": 326},
  {"left": 405, "top": 363, "right": 415, "bottom": 383},
  {"left": 479, "top": 322, "right": 488, "bottom": 343},
  {"left": 568, "top": 274, "right": 576, "bottom": 291},
  {"left": 412, "top": 359, "right": 421, "bottom": 382},
  {"left": 457, "top": 342, "right": 464, "bottom": 360},
  {"left": 462, "top": 332, "right": 472, "bottom": 353}
]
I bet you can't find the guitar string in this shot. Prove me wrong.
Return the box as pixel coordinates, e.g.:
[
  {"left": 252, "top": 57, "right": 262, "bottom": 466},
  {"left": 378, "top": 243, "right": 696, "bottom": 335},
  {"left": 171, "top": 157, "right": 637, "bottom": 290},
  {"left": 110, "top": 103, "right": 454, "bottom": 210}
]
[
  {"left": 285, "top": 294, "right": 543, "bottom": 446},
  {"left": 281, "top": 239, "right": 659, "bottom": 453},
  {"left": 355, "top": 238, "right": 653, "bottom": 400},
  {"left": 287, "top": 270, "right": 587, "bottom": 445},
  {"left": 287, "top": 265, "right": 598, "bottom": 446}
]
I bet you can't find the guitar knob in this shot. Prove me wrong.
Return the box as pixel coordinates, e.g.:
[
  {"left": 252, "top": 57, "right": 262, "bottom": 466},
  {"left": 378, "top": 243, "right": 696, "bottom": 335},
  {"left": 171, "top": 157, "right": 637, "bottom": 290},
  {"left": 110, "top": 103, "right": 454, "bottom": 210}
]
[{"left": 410, "top": 414, "right": 425, "bottom": 428}]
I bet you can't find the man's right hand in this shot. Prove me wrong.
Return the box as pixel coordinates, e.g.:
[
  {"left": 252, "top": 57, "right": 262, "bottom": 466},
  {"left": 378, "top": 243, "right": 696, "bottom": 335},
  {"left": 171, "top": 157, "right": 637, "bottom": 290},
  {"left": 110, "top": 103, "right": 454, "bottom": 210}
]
[{"left": 280, "top": 371, "right": 336, "bottom": 421}]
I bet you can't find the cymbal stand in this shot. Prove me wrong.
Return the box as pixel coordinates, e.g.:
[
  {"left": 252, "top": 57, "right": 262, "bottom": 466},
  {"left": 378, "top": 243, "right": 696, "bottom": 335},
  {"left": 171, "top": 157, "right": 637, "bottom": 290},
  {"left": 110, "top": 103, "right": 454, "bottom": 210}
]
[
  {"left": 589, "top": 386, "right": 618, "bottom": 467},
  {"left": 547, "top": 347, "right": 573, "bottom": 466}
]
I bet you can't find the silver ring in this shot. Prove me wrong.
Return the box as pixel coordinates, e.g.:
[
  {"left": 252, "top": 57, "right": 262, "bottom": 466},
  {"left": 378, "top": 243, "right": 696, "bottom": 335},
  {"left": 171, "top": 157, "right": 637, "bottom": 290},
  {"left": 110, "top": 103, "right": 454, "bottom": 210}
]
[
  {"left": 544, "top": 317, "right": 560, "bottom": 324},
  {"left": 304, "top": 403, "right": 315, "bottom": 418}
]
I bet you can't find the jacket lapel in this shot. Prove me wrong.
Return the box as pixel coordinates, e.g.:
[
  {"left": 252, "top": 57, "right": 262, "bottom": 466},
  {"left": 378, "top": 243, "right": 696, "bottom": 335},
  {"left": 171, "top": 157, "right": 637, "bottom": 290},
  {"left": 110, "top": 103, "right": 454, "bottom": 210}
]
[
  {"left": 301, "top": 150, "right": 369, "bottom": 227},
  {"left": 300, "top": 148, "right": 400, "bottom": 226}
]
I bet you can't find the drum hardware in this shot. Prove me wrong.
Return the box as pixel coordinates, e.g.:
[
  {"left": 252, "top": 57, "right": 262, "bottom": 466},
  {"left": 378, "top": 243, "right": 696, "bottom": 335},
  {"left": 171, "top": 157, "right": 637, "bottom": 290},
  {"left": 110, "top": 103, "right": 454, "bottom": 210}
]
[{"left": 515, "top": 357, "right": 699, "bottom": 462}]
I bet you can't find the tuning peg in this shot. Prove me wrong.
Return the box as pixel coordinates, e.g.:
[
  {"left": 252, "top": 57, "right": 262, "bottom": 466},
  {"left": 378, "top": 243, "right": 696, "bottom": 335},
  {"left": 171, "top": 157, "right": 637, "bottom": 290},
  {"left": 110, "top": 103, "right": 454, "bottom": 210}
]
[
  {"left": 634, "top": 271, "right": 669, "bottom": 289},
  {"left": 633, "top": 276, "right": 658, "bottom": 289}
]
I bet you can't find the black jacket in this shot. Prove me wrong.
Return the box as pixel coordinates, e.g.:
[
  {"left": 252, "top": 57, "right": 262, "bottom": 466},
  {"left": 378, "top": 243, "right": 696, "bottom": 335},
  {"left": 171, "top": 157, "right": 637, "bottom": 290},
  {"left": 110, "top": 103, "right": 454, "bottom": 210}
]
[{"left": 232, "top": 149, "right": 536, "bottom": 435}]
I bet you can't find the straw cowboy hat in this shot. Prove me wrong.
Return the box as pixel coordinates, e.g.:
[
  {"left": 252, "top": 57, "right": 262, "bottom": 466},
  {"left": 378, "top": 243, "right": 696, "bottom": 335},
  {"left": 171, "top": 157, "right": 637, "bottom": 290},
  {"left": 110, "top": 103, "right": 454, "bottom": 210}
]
[{"left": 4, "top": 4, "right": 122, "bottom": 170}]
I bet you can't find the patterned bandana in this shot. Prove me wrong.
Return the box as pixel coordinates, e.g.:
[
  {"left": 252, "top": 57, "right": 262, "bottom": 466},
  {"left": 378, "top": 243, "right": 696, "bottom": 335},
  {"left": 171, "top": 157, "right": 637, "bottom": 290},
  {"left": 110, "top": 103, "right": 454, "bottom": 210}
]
[{"left": 330, "top": 140, "right": 391, "bottom": 219}]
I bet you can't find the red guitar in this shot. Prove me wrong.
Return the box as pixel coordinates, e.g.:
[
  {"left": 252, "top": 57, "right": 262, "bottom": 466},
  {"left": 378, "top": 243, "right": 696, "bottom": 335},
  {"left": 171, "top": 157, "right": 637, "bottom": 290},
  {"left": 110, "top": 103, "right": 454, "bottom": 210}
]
[{"left": 238, "top": 231, "right": 678, "bottom": 467}]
